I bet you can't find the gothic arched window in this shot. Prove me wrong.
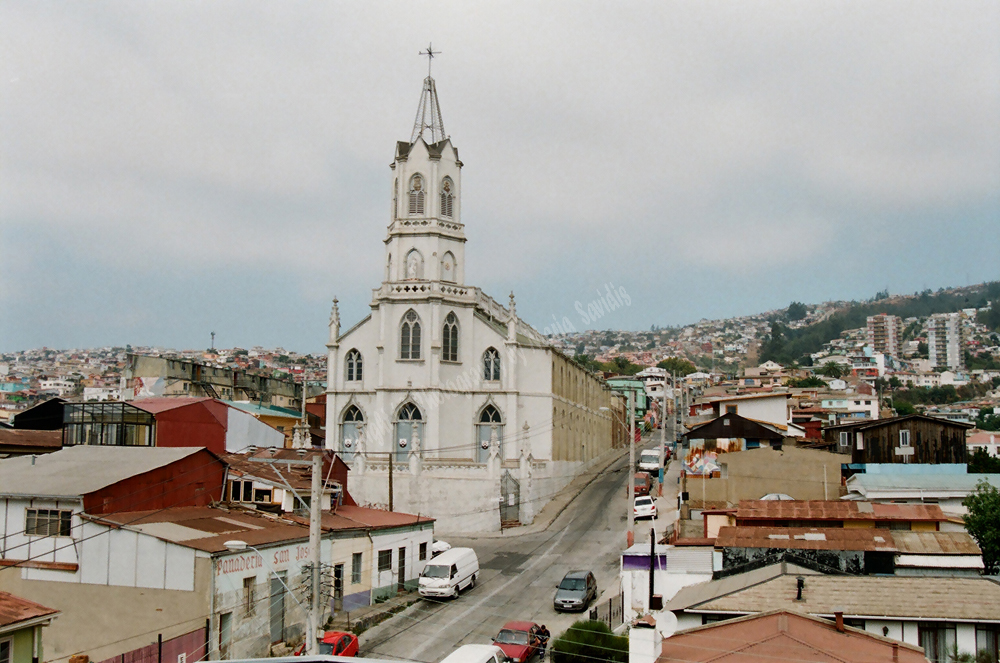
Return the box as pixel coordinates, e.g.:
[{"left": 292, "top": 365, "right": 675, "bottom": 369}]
[
  {"left": 408, "top": 174, "right": 425, "bottom": 215},
  {"left": 440, "top": 178, "right": 454, "bottom": 218},
  {"left": 395, "top": 402, "right": 423, "bottom": 462},
  {"left": 476, "top": 404, "right": 504, "bottom": 463},
  {"left": 442, "top": 312, "right": 459, "bottom": 362},
  {"left": 345, "top": 349, "right": 363, "bottom": 382},
  {"left": 483, "top": 347, "right": 501, "bottom": 381},
  {"left": 440, "top": 251, "right": 456, "bottom": 283},
  {"left": 400, "top": 310, "right": 422, "bottom": 360},
  {"left": 340, "top": 405, "right": 364, "bottom": 462}
]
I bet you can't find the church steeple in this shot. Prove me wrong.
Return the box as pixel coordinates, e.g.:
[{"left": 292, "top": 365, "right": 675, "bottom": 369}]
[{"left": 411, "top": 44, "right": 447, "bottom": 144}]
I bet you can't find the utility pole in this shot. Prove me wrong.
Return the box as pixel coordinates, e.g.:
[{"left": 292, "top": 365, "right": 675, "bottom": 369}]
[
  {"left": 308, "top": 453, "right": 322, "bottom": 655},
  {"left": 658, "top": 373, "right": 667, "bottom": 491},
  {"left": 388, "top": 452, "right": 394, "bottom": 512},
  {"left": 628, "top": 390, "right": 636, "bottom": 546}
]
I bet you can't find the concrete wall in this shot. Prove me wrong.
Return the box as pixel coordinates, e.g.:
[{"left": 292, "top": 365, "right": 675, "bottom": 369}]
[{"left": 686, "top": 446, "right": 845, "bottom": 508}]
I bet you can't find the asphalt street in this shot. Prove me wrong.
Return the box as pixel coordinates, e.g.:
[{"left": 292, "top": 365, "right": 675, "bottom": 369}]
[{"left": 360, "top": 436, "right": 679, "bottom": 663}]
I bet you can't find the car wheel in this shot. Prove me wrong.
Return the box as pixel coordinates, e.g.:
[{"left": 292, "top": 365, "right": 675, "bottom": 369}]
[{"left": 470, "top": 573, "right": 476, "bottom": 590}]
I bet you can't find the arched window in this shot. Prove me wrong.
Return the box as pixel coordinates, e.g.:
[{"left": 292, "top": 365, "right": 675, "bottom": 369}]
[
  {"left": 345, "top": 349, "right": 363, "bottom": 382},
  {"left": 408, "top": 174, "right": 425, "bottom": 215},
  {"left": 386, "top": 253, "right": 393, "bottom": 281},
  {"left": 476, "top": 404, "right": 504, "bottom": 463},
  {"left": 442, "top": 312, "right": 459, "bottom": 362},
  {"left": 340, "top": 405, "right": 364, "bottom": 463},
  {"left": 400, "top": 310, "right": 422, "bottom": 360},
  {"left": 395, "top": 402, "right": 423, "bottom": 462},
  {"left": 483, "top": 348, "right": 501, "bottom": 381},
  {"left": 440, "top": 178, "right": 454, "bottom": 218},
  {"left": 393, "top": 178, "right": 398, "bottom": 219}
]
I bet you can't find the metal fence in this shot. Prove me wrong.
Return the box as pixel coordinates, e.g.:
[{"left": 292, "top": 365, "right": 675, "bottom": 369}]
[
  {"left": 589, "top": 593, "right": 624, "bottom": 630},
  {"left": 96, "top": 626, "right": 207, "bottom": 663}
]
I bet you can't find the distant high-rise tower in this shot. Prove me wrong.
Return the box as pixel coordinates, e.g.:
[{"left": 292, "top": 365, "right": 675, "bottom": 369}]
[
  {"left": 927, "top": 312, "right": 965, "bottom": 370},
  {"left": 866, "top": 313, "right": 901, "bottom": 358}
]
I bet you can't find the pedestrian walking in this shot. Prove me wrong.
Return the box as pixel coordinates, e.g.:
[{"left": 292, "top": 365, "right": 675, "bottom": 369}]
[{"left": 538, "top": 625, "right": 551, "bottom": 659}]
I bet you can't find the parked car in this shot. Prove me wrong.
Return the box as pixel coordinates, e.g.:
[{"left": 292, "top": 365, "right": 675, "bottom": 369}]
[
  {"left": 633, "top": 495, "right": 657, "bottom": 520},
  {"left": 492, "top": 621, "right": 541, "bottom": 663},
  {"left": 440, "top": 645, "right": 508, "bottom": 663},
  {"left": 637, "top": 449, "right": 660, "bottom": 473},
  {"left": 293, "top": 631, "right": 359, "bottom": 656},
  {"left": 419, "top": 546, "right": 479, "bottom": 598},
  {"left": 633, "top": 472, "right": 653, "bottom": 496},
  {"left": 553, "top": 570, "right": 597, "bottom": 612}
]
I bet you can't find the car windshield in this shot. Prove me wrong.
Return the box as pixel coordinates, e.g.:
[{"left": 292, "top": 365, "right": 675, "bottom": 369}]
[
  {"left": 641, "top": 452, "right": 657, "bottom": 461},
  {"left": 319, "top": 643, "right": 334, "bottom": 655},
  {"left": 422, "top": 564, "right": 449, "bottom": 578},
  {"left": 559, "top": 578, "right": 586, "bottom": 591},
  {"left": 635, "top": 498, "right": 652, "bottom": 506},
  {"left": 633, "top": 477, "right": 647, "bottom": 486},
  {"left": 495, "top": 629, "right": 529, "bottom": 645}
]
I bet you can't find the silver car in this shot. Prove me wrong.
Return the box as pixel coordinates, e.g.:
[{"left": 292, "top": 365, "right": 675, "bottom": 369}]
[{"left": 553, "top": 570, "right": 597, "bottom": 612}]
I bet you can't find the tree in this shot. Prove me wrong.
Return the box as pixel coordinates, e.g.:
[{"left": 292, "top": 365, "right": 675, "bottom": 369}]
[
  {"left": 612, "top": 356, "right": 641, "bottom": 375},
  {"left": 789, "top": 377, "right": 826, "bottom": 388},
  {"left": 786, "top": 301, "right": 807, "bottom": 321},
  {"left": 894, "top": 401, "right": 916, "bottom": 416},
  {"left": 551, "top": 620, "right": 628, "bottom": 663},
  {"left": 820, "top": 361, "right": 845, "bottom": 379},
  {"left": 969, "top": 448, "right": 1000, "bottom": 474},
  {"left": 963, "top": 480, "right": 1000, "bottom": 575},
  {"left": 656, "top": 357, "right": 696, "bottom": 376}
]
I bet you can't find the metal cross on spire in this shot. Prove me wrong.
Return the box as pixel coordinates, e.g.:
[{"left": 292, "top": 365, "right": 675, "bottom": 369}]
[
  {"left": 411, "top": 43, "right": 447, "bottom": 144},
  {"left": 420, "top": 43, "right": 440, "bottom": 78}
]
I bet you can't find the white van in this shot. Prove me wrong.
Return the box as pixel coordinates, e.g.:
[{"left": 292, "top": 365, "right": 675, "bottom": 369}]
[
  {"left": 419, "top": 546, "right": 479, "bottom": 598},
  {"left": 439, "top": 644, "right": 507, "bottom": 663}
]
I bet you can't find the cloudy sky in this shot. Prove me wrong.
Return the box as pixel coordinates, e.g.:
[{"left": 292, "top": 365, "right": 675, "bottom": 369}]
[{"left": 2, "top": 1, "right": 998, "bottom": 353}]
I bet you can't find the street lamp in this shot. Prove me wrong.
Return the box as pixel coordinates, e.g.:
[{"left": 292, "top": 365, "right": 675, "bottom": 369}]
[
  {"left": 601, "top": 389, "right": 636, "bottom": 546},
  {"left": 223, "top": 540, "right": 316, "bottom": 655}
]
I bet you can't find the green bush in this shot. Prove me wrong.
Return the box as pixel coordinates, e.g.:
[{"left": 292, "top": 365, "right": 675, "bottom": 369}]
[{"left": 551, "top": 620, "right": 628, "bottom": 663}]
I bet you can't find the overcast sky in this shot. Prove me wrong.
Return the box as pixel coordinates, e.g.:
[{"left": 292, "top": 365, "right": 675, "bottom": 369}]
[{"left": 2, "top": 1, "right": 998, "bottom": 353}]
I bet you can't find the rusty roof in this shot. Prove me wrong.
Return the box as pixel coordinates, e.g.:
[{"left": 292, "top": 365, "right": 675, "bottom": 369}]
[
  {"left": 891, "top": 531, "right": 981, "bottom": 555},
  {"left": 715, "top": 527, "right": 897, "bottom": 552},
  {"left": 0, "top": 591, "right": 59, "bottom": 630},
  {"left": 659, "top": 610, "right": 928, "bottom": 663},
  {"left": 333, "top": 504, "right": 434, "bottom": 529},
  {"left": 222, "top": 449, "right": 342, "bottom": 492},
  {"left": 131, "top": 397, "right": 215, "bottom": 414},
  {"left": 736, "top": 500, "right": 946, "bottom": 522},
  {"left": 0, "top": 428, "right": 62, "bottom": 452}
]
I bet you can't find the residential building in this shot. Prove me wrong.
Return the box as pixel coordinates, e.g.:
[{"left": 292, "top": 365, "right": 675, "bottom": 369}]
[
  {"left": 731, "top": 499, "right": 947, "bottom": 531},
  {"left": 0, "top": 429, "right": 61, "bottom": 457},
  {"left": 0, "top": 593, "right": 59, "bottom": 663},
  {"left": 681, "top": 413, "right": 783, "bottom": 477},
  {"left": 648, "top": 609, "right": 929, "bottom": 663},
  {"left": 927, "top": 313, "right": 965, "bottom": 371},
  {"left": 323, "top": 72, "right": 618, "bottom": 532},
  {"left": 968, "top": 431, "right": 1000, "bottom": 457},
  {"left": 620, "top": 543, "right": 713, "bottom": 623},
  {"left": 663, "top": 562, "right": 1000, "bottom": 662},
  {"left": 823, "top": 414, "right": 971, "bottom": 472},
  {"left": 843, "top": 471, "right": 1000, "bottom": 517},
  {"left": 866, "top": 314, "right": 903, "bottom": 359}
]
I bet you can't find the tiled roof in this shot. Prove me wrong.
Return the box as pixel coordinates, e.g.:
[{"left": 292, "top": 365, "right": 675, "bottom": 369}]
[
  {"left": 659, "top": 610, "right": 928, "bottom": 663},
  {"left": 687, "top": 574, "right": 1000, "bottom": 621},
  {"left": 736, "top": 500, "right": 945, "bottom": 522},
  {"left": 0, "top": 591, "right": 59, "bottom": 630}
]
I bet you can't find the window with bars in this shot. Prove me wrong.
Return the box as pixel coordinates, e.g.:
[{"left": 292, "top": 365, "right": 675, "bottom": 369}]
[
  {"left": 400, "top": 310, "right": 422, "bottom": 360},
  {"left": 483, "top": 348, "right": 501, "bottom": 381},
  {"left": 408, "top": 175, "right": 425, "bottom": 215},
  {"left": 352, "top": 552, "right": 363, "bottom": 584},
  {"left": 440, "top": 178, "right": 454, "bottom": 217},
  {"left": 25, "top": 509, "right": 72, "bottom": 537},
  {"left": 378, "top": 549, "right": 392, "bottom": 572},
  {"left": 442, "top": 312, "right": 459, "bottom": 362},
  {"left": 346, "top": 349, "right": 363, "bottom": 381}
]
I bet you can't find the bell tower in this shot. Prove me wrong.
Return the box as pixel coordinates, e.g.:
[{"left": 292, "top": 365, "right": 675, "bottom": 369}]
[{"left": 384, "top": 47, "right": 466, "bottom": 287}]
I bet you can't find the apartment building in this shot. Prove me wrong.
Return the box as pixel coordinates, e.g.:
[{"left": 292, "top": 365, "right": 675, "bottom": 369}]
[
  {"left": 866, "top": 313, "right": 901, "bottom": 358},
  {"left": 927, "top": 312, "right": 965, "bottom": 370}
]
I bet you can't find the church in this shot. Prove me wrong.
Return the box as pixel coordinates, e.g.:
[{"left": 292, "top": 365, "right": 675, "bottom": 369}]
[{"left": 324, "top": 70, "right": 621, "bottom": 532}]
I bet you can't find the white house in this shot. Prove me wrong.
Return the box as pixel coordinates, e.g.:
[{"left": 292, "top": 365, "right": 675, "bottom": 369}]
[{"left": 323, "top": 72, "right": 618, "bottom": 532}]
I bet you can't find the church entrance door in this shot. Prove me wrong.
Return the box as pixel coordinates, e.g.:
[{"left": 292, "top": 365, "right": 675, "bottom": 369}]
[{"left": 500, "top": 471, "right": 520, "bottom": 525}]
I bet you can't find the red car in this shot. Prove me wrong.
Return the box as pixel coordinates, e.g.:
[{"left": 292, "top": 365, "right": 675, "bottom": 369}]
[
  {"left": 294, "top": 631, "right": 359, "bottom": 657},
  {"left": 493, "top": 621, "right": 541, "bottom": 663},
  {"left": 633, "top": 472, "right": 653, "bottom": 496}
]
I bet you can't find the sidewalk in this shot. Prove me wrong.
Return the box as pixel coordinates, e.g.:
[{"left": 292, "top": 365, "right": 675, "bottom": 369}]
[{"left": 327, "top": 590, "right": 421, "bottom": 636}]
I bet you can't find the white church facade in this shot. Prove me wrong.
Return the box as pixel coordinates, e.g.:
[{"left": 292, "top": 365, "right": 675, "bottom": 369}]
[{"left": 324, "top": 73, "right": 622, "bottom": 532}]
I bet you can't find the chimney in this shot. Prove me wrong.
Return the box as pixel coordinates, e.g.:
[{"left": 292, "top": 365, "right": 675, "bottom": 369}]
[
  {"left": 796, "top": 576, "right": 805, "bottom": 601},
  {"left": 629, "top": 617, "right": 662, "bottom": 663},
  {"left": 834, "top": 611, "right": 844, "bottom": 633}
]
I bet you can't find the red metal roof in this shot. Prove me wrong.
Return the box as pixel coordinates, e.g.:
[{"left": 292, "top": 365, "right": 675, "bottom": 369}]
[
  {"left": 131, "top": 397, "right": 215, "bottom": 414},
  {"left": 736, "top": 500, "right": 945, "bottom": 522},
  {"left": 0, "top": 591, "right": 59, "bottom": 629},
  {"left": 334, "top": 504, "right": 434, "bottom": 529},
  {"left": 715, "top": 527, "right": 897, "bottom": 552}
]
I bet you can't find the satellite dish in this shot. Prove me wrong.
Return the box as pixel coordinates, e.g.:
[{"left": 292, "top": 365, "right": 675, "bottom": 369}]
[{"left": 653, "top": 610, "right": 678, "bottom": 638}]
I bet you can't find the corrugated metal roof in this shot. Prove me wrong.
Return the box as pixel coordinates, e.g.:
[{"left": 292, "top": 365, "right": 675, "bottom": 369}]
[
  {"left": 847, "top": 473, "right": 1000, "bottom": 491},
  {"left": 664, "top": 562, "right": 822, "bottom": 612},
  {"left": 736, "top": 500, "right": 945, "bottom": 522},
  {"left": 692, "top": 574, "right": 1000, "bottom": 621},
  {"left": 890, "top": 531, "right": 981, "bottom": 555},
  {"left": 0, "top": 429, "right": 62, "bottom": 450},
  {"left": 224, "top": 401, "right": 301, "bottom": 419},
  {"left": 0, "top": 591, "right": 59, "bottom": 629},
  {"left": 715, "top": 527, "right": 896, "bottom": 552},
  {"left": 131, "top": 397, "right": 214, "bottom": 414},
  {"left": 0, "top": 446, "right": 204, "bottom": 498}
]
